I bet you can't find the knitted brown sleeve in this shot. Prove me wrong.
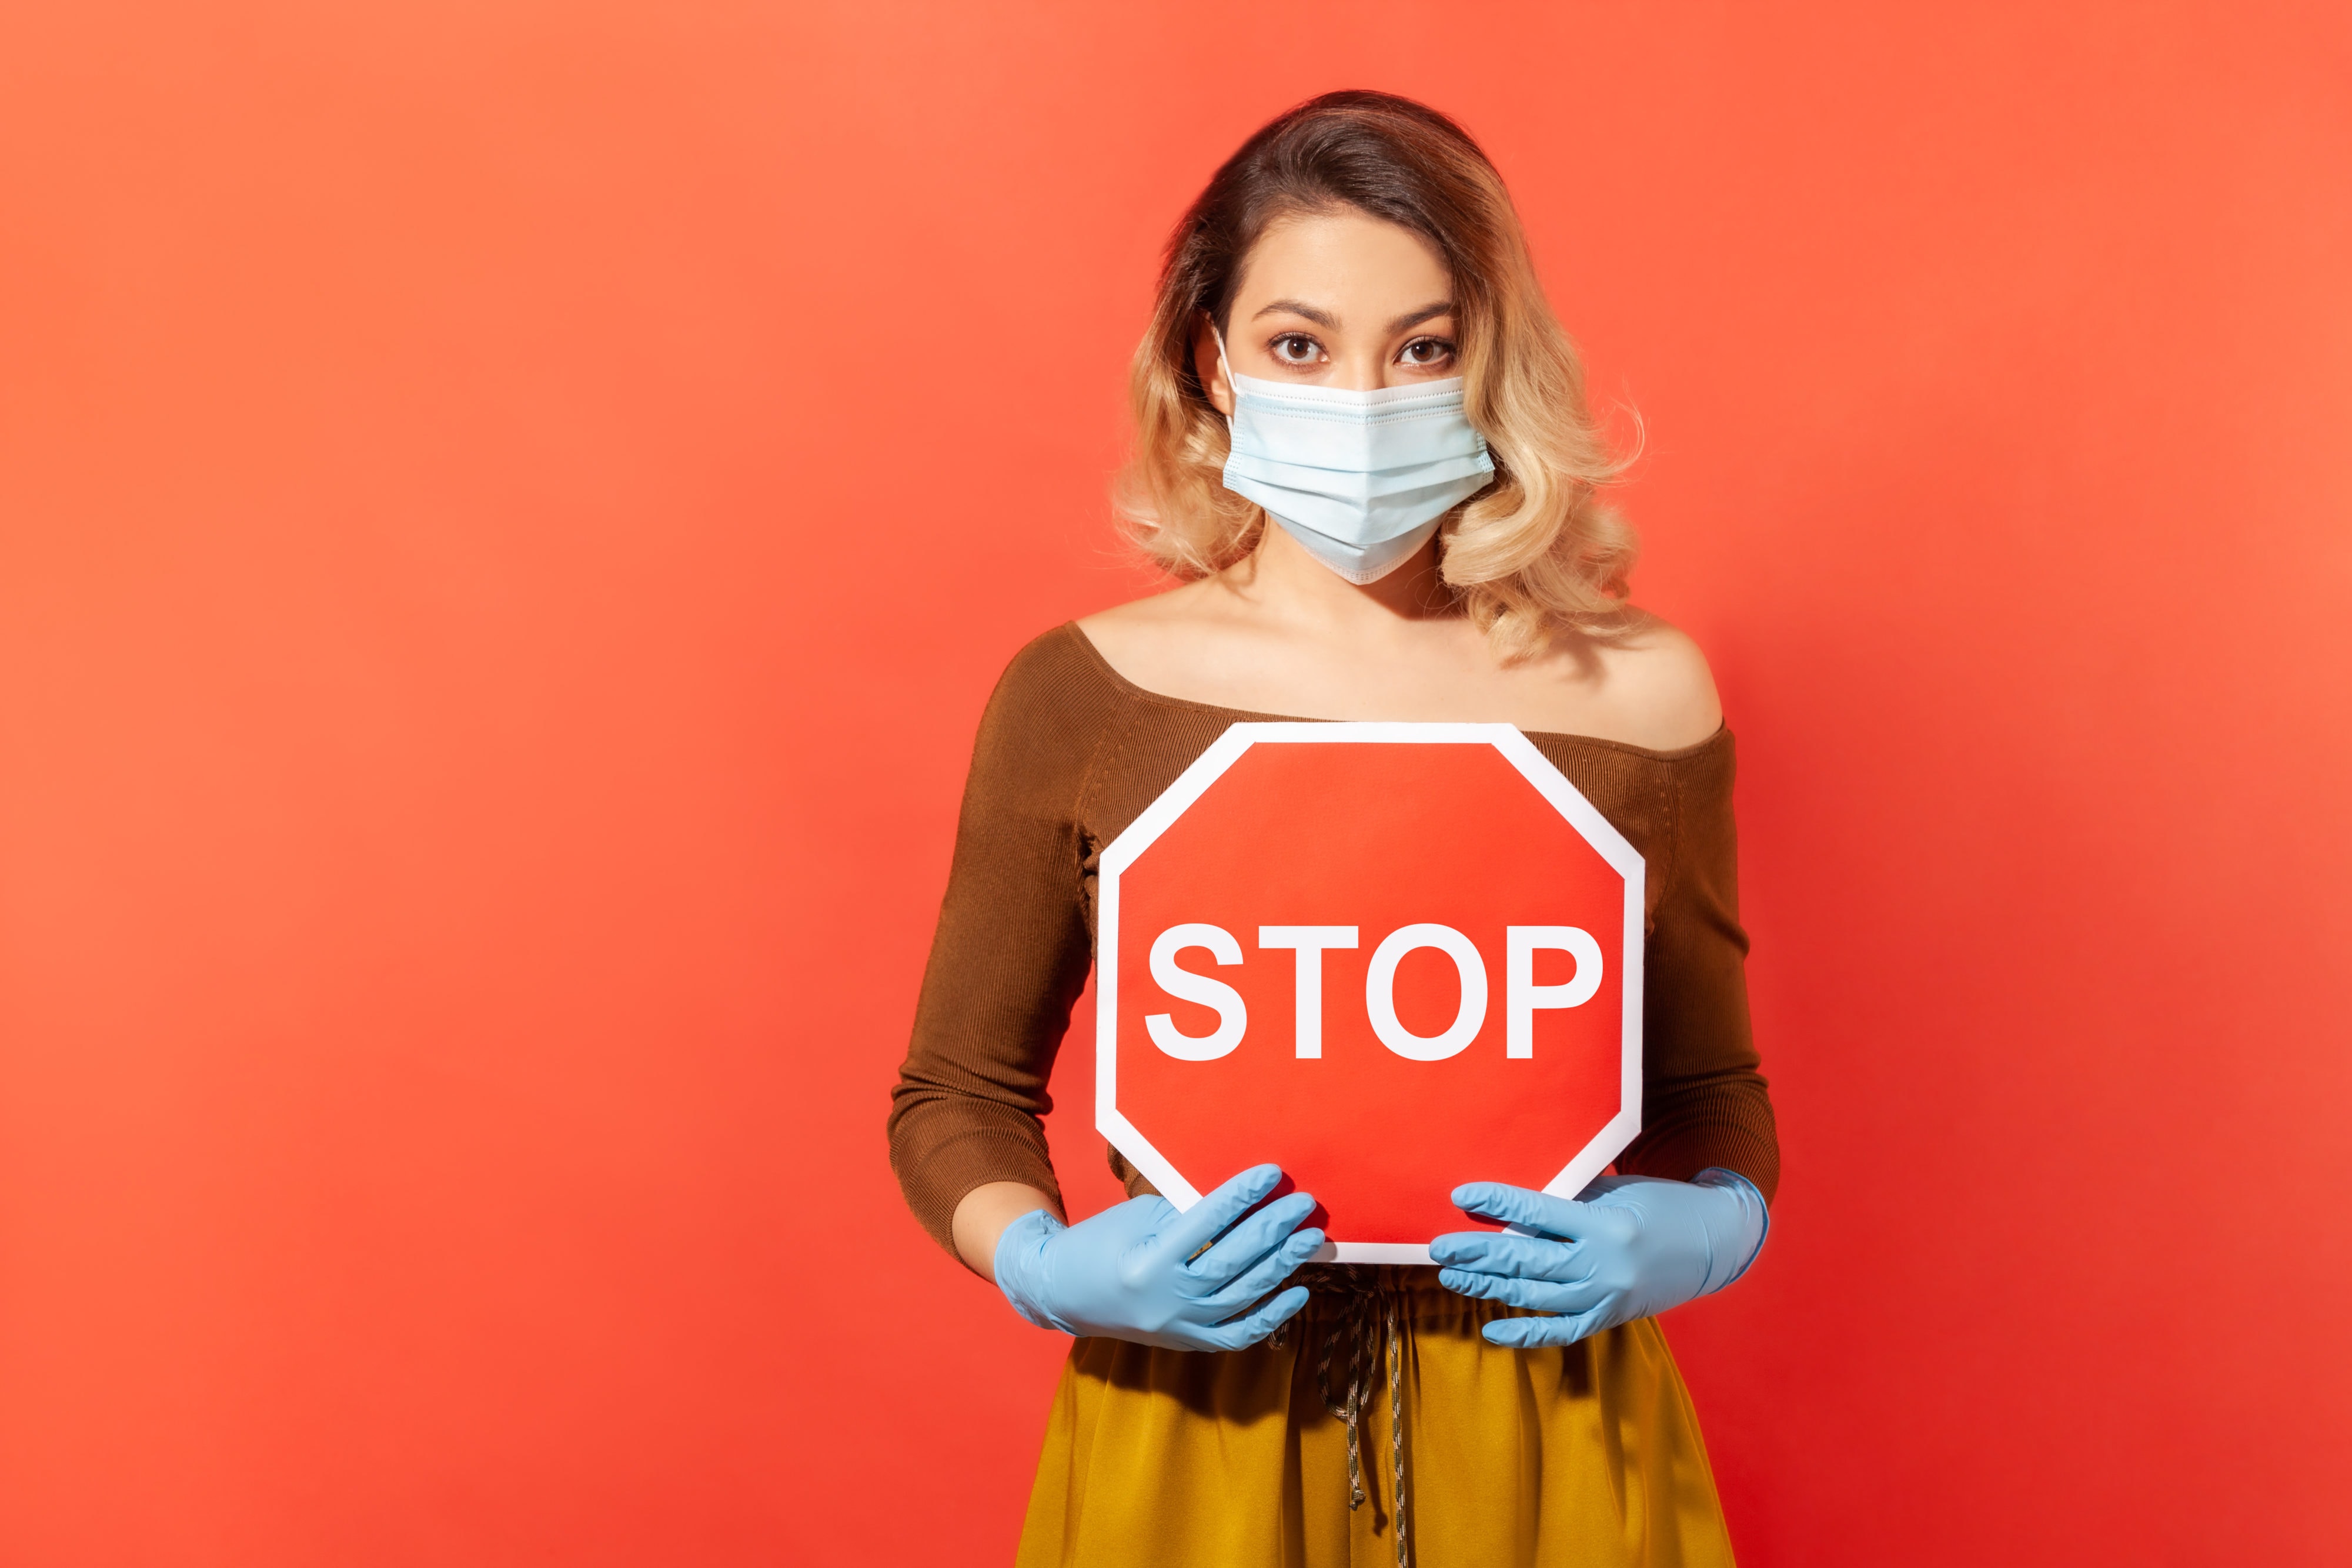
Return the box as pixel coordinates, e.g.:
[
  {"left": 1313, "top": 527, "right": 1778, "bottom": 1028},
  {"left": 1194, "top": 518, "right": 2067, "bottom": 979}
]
[
  {"left": 885, "top": 632, "right": 1114, "bottom": 1252},
  {"left": 1615, "top": 735, "right": 1782, "bottom": 1202}
]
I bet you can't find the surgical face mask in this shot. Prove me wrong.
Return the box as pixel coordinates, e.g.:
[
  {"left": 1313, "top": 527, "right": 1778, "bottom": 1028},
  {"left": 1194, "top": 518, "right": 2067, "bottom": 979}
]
[{"left": 1215, "top": 333, "right": 1495, "bottom": 584}]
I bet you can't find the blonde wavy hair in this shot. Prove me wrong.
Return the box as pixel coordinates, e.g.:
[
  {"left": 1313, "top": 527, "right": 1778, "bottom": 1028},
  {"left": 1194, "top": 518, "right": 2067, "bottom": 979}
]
[{"left": 1117, "top": 91, "right": 1637, "bottom": 660}]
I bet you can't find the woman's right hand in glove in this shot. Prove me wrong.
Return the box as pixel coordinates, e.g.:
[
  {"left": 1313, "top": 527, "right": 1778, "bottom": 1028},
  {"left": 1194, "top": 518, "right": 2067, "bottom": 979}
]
[{"left": 991, "top": 1163, "right": 1322, "bottom": 1351}]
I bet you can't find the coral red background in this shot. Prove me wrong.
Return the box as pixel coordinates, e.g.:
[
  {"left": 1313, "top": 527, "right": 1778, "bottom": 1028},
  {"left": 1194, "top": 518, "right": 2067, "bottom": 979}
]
[{"left": 3, "top": 2, "right": 2347, "bottom": 1563}]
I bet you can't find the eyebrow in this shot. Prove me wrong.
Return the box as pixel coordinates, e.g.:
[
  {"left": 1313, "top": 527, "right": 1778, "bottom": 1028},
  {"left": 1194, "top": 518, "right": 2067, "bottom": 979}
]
[
  {"left": 1248, "top": 299, "right": 1458, "bottom": 334},
  {"left": 1386, "top": 302, "right": 1456, "bottom": 333},
  {"left": 1252, "top": 298, "right": 1339, "bottom": 329}
]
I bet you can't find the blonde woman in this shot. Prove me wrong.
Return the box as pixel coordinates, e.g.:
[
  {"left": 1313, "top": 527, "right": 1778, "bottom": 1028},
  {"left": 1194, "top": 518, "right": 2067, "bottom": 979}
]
[{"left": 890, "top": 91, "right": 1778, "bottom": 1567}]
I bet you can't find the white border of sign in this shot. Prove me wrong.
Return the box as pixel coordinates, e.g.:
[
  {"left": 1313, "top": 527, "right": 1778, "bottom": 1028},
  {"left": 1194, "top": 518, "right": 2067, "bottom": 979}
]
[{"left": 1095, "top": 723, "right": 1646, "bottom": 1265}]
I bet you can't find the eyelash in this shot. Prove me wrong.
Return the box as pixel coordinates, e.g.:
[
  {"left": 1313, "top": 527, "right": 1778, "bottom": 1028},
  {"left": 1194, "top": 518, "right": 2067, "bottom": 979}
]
[{"left": 1267, "top": 333, "right": 1456, "bottom": 366}]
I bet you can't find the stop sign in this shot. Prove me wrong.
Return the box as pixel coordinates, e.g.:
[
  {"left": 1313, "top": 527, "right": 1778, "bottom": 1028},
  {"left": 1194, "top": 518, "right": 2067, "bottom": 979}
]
[{"left": 1095, "top": 723, "right": 1646, "bottom": 1262}]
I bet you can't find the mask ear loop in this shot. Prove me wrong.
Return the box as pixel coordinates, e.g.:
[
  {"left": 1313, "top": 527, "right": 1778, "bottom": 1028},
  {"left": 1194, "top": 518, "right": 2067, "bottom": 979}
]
[
  {"left": 1209, "top": 322, "right": 1236, "bottom": 416},
  {"left": 1208, "top": 320, "right": 1271, "bottom": 543}
]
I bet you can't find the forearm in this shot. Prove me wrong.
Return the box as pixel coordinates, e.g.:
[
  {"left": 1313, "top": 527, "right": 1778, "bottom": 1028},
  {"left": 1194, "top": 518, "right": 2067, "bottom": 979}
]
[
  {"left": 1615, "top": 1099, "right": 1780, "bottom": 1205},
  {"left": 951, "top": 1181, "right": 1064, "bottom": 1281}
]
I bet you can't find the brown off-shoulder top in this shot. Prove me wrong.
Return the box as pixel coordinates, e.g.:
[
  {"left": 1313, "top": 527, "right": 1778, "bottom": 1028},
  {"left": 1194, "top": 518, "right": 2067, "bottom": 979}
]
[{"left": 886, "top": 624, "right": 1779, "bottom": 1253}]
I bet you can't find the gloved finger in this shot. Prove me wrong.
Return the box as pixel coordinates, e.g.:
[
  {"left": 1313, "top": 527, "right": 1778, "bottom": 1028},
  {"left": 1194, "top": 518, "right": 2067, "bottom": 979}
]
[
  {"left": 1482, "top": 1306, "right": 1613, "bottom": 1349},
  {"left": 1435, "top": 1266, "right": 1582, "bottom": 1315},
  {"left": 1450, "top": 1181, "right": 1578, "bottom": 1236},
  {"left": 1181, "top": 1191, "right": 1318, "bottom": 1290},
  {"left": 1573, "top": 1174, "right": 1645, "bottom": 1201},
  {"left": 1426, "top": 1231, "right": 1595, "bottom": 1285},
  {"left": 1197, "top": 1226, "right": 1324, "bottom": 1314},
  {"left": 1190, "top": 1285, "right": 1311, "bottom": 1352},
  {"left": 1452, "top": 1182, "right": 1634, "bottom": 1246},
  {"left": 1499, "top": 1275, "right": 1618, "bottom": 1318},
  {"left": 1161, "top": 1164, "right": 1287, "bottom": 1262}
]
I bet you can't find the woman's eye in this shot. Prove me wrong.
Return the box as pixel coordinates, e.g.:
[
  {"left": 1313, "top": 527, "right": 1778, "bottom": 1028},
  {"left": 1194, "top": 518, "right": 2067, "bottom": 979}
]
[
  {"left": 1271, "top": 334, "right": 1321, "bottom": 365},
  {"left": 1400, "top": 337, "right": 1456, "bottom": 367}
]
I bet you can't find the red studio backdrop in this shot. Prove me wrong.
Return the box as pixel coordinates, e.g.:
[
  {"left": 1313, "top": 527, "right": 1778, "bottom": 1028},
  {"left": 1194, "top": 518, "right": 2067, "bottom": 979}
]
[{"left": 1, "top": 3, "right": 2347, "bottom": 1565}]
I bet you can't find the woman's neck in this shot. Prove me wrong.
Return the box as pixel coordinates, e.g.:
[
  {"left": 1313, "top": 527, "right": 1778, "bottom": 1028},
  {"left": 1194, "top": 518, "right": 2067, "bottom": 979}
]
[{"left": 1218, "top": 523, "right": 1457, "bottom": 637}]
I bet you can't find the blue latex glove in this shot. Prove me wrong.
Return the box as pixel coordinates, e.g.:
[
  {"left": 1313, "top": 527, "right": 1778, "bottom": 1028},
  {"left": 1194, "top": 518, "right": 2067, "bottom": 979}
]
[
  {"left": 1430, "top": 1169, "right": 1769, "bottom": 1348},
  {"left": 993, "top": 1163, "right": 1323, "bottom": 1352}
]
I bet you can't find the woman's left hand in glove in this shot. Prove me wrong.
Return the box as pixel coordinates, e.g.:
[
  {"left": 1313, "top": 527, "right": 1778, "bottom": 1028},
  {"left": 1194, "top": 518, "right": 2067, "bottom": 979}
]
[{"left": 1429, "top": 1169, "right": 1769, "bottom": 1348}]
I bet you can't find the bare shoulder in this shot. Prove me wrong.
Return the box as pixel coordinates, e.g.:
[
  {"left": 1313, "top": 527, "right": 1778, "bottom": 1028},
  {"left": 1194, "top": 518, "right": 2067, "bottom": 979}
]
[
  {"left": 1555, "top": 612, "right": 1724, "bottom": 751},
  {"left": 1074, "top": 587, "right": 1725, "bottom": 746},
  {"left": 1077, "top": 583, "right": 1185, "bottom": 639},
  {"left": 1075, "top": 578, "right": 1216, "bottom": 643},
  {"left": 1075, "top": 579, "right": 1255, "bottom": 690}
]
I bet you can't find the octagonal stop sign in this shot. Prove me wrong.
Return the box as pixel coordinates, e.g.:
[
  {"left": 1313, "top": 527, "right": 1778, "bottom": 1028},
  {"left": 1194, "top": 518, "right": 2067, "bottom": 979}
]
[{"left": 1096, "top": 723, "right": 1646, "bottom": 1263}]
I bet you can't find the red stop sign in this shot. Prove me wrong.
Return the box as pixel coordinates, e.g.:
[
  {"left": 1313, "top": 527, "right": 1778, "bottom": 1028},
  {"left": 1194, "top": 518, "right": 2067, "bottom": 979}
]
[{"left": 1096, "top": 723, "right": 1645, "bottom": 1262}]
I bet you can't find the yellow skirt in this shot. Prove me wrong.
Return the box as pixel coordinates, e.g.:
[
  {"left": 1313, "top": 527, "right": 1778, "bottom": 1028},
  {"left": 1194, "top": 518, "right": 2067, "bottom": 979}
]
[{"left": 1016, "top": 1269, "right": 1735, "bottom": 1568}]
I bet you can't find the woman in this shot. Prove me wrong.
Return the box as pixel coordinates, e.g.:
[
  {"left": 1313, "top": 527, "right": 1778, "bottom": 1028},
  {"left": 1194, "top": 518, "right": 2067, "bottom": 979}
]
[{"left": 889, "top": 91, "right": 1778, "bottom": 1567}]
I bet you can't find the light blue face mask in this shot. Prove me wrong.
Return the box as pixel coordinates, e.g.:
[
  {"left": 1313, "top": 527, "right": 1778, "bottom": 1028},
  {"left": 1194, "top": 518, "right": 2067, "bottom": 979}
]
[{"left": 1215, "top": 334, "right": 1495, "bottom": 584}]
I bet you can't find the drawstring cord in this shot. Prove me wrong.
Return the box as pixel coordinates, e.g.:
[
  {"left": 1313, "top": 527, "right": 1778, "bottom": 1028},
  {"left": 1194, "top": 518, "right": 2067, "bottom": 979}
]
[{"left": 1278, "top": 1265, "right": 1411, "bottom": 1568}]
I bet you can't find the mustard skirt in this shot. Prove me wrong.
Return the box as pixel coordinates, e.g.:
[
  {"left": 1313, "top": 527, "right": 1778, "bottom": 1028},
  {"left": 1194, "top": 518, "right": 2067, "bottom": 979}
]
[{"left": 1016, "top": 1268, "right": 1735, "bottom": 1568}]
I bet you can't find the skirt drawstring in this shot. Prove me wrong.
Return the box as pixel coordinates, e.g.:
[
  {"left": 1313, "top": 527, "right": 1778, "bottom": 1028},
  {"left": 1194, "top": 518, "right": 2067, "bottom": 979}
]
[{"left": 1287, "top": 1265, "right": 1411, "bottom": 1568}]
